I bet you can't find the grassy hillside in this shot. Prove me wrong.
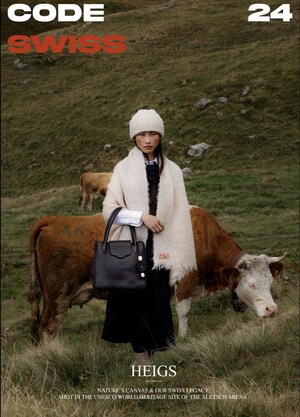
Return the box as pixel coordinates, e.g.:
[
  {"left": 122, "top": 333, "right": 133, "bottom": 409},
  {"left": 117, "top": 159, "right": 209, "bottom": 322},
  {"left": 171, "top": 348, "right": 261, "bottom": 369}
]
[
  {"left": 1, "top": 1, "right": 299, "bottom": 416},
  {"left": 1, "top": 0, "right": 299, "bottom": 197}
]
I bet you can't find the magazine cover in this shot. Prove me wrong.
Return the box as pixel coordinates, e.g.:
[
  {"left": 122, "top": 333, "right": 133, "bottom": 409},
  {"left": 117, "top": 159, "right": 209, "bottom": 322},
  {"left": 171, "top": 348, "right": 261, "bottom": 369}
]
[{"left": 1, "top": 1, "right": 299, "bottom": 416}]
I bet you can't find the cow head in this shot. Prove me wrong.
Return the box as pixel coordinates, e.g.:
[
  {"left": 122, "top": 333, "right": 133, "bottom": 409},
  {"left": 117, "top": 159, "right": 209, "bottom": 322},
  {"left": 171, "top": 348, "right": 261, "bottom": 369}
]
[{"left": 221, "top": 253, "right": 286, "bottom": 317}]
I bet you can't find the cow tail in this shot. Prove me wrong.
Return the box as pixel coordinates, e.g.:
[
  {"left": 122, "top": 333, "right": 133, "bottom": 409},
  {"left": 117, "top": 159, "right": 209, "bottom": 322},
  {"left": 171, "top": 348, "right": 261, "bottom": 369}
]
[{"left": 28, "top": 225, "right": 42, "bottom": 344}]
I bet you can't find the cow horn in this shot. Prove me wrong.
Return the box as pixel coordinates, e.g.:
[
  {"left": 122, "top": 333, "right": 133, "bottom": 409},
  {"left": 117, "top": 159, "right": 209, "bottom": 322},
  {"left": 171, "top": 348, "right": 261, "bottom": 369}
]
[{"left": 263, "top": 252, "right": 287, "bottom": 264}]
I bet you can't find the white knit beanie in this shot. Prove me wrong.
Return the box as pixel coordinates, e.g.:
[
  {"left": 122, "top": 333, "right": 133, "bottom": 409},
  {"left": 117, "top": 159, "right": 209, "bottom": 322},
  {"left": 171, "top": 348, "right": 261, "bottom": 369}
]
[{"left": 129, "top": 109, "right": 164, "bottom": 139}]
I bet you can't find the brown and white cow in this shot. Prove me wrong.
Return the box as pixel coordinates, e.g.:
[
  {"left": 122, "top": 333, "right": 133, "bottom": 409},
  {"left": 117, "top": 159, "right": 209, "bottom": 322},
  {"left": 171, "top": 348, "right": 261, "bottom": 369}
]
[
  {"left": 175, "top": 206, "right": 285, "bottom": 337},
  {"left": 28, "top": 206, "right": 285, "bottom": 343},
  {"left": 79, "top": 172, "right": 112, "bottom": 210}
]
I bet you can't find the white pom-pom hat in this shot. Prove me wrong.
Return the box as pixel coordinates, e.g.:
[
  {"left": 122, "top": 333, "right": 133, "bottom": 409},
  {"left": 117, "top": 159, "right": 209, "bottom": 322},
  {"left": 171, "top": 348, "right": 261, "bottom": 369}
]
[{"left": 129, "top": 109, "right": 164, "bottom": 139}]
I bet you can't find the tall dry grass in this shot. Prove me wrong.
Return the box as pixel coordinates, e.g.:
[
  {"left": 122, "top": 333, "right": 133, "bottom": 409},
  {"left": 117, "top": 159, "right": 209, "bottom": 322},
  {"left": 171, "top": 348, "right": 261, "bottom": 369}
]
[{"left": 2, "top": 298, "right": 298, "bottom": 417}]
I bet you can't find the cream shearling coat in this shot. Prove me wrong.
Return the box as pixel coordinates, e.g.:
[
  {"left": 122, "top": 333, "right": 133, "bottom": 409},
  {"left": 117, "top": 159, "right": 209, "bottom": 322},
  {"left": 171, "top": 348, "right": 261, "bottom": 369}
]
[{"left": 102, "top": 146, "right": 197, "bottom": 286}]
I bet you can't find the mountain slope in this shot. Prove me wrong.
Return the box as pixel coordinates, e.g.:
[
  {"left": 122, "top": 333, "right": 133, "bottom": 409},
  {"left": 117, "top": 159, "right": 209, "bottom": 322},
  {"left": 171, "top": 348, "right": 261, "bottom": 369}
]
[{"left": 1, "top": 0, "right": 299, "bottom": 196}]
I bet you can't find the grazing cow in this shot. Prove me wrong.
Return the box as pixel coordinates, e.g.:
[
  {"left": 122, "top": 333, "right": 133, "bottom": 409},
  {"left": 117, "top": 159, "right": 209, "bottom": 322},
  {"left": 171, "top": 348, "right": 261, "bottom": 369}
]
[
  {"left": 28, "top": 206, "right": 285, "bottom": 343},
  {"left": 79, "top": 172, "right": 112, "bottom": 210},
  {"left": 175, "top": 206, "right": 285, "bottom": 337}
]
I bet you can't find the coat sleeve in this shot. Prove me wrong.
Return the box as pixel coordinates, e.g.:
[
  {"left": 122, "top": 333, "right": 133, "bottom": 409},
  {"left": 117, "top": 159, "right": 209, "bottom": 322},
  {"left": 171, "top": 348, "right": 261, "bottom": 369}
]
[{"left": 103, "top": 167, "right": 143, "bottom": 225}]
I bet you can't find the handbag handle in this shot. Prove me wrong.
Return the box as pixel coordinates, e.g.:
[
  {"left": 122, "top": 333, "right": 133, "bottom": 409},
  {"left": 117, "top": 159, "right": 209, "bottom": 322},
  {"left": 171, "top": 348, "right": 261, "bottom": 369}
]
[{"left": 103, "top": 207, "right": 137, "bottom": 252}]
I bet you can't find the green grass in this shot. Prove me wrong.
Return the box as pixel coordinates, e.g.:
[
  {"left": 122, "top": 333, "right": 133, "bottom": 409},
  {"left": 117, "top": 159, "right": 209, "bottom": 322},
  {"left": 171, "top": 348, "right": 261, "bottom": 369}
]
[
  {"left": 1, "top": 0, "right": 299, "bottom": 416},
  {"left": 1, "top": 295, "right": 299, "bottom": 417},
  {"left": 1, "top": 0, "right": 299, "bottom": 196}
]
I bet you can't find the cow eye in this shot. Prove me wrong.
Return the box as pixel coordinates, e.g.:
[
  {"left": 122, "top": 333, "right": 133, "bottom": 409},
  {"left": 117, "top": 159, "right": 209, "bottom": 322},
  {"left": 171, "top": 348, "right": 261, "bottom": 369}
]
[{"left": 238, "top": 260, "right": 250, "bottom": 270}]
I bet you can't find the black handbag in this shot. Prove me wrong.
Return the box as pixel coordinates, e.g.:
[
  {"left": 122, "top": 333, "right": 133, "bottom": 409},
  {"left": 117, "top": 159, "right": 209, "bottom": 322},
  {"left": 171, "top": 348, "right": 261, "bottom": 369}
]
[{"left": 92, "top": 207, "right": 147, "bottom": 292}]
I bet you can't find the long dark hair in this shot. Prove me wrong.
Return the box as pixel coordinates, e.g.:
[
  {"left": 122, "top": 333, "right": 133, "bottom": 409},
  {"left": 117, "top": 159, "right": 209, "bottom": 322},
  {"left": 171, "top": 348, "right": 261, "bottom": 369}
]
[
  {"left": 149, "top": 138, "right": 164, "bottom": 214},
  {"left": 153, "top": 138, "right": 165, "bottom": 175},
  {"left": 134, "top": 136, "right": 164, "bottom": 215}
]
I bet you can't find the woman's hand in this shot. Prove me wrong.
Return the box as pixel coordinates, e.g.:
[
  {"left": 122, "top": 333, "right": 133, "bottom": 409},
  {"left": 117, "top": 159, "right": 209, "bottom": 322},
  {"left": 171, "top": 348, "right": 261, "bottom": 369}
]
[{"left": 141, "top": 213, "right": 164, "bottom": 233}]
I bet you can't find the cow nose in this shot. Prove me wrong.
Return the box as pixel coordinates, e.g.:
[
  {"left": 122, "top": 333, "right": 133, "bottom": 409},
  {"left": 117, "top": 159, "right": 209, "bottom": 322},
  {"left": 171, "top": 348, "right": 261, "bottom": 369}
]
[{"left": 265, "top": 305, "right": 277, "bottom": 316}]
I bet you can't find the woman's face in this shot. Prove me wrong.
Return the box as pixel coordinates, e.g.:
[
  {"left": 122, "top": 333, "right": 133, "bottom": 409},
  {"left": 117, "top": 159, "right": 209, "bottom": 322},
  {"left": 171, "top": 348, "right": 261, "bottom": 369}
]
[{"left": 135, "top": 131, "right": 160, "bottom": 160}]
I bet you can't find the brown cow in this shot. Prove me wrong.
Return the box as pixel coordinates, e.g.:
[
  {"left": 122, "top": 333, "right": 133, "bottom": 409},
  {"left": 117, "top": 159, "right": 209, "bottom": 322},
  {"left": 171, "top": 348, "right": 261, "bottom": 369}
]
[
  {"left": 79, "top": 172, "right": 112, "bottom": 210},
  {"left": 29, "top": 213, "right": 106, "bottom": 343},
  {"left": 29, "top": 206, "right": 285, "bottom": 343}
]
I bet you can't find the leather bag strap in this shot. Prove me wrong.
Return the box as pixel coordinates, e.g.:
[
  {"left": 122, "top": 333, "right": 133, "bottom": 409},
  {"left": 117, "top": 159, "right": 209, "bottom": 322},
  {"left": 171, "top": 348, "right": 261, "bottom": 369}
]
[{"left": 103, "top": 207, "right": 137, "bottom": 252}]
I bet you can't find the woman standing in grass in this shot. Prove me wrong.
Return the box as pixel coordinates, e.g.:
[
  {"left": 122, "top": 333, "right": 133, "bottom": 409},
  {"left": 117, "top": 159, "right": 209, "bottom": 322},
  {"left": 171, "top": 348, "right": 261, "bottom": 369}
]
[{"left": 102, "top": 109, "right": 197, "bottom": 365}]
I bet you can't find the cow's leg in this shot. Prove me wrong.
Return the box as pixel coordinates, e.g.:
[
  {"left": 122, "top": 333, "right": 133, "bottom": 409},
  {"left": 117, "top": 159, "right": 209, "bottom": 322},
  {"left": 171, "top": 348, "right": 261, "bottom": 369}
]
[
  {"left": 79, "top": 194, "right": 83, "bottom": 209},
  {"left": 86, "top": 193, "right": 93, "bottom": 210},
  {"left": 28, "top": 256, "right": 42, "bottom": 344},
  {"left": 40, "top": 304, "right": 60, "bottom": 341},
  {"left": 176, "top": 297, "right": 192, "bottom": 338},
  {"left": 80, "top": 192, "right": 88, "bottom": 210}
]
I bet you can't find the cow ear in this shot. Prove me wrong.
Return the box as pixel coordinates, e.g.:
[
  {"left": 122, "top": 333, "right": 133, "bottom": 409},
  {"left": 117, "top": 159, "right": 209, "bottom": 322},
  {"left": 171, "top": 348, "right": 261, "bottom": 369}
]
[
  {"left": 220, "top": 266, "right": 240, "bottom": 289},
  {"left": 269, "top": 262, "right": 283, "bottom": 277}
]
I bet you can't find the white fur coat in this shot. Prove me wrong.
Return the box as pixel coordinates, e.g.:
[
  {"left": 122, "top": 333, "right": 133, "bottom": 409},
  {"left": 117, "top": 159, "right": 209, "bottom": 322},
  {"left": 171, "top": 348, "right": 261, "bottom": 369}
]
[{"left": 102, "top": 146, "right": 197, "bottom": 286}]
